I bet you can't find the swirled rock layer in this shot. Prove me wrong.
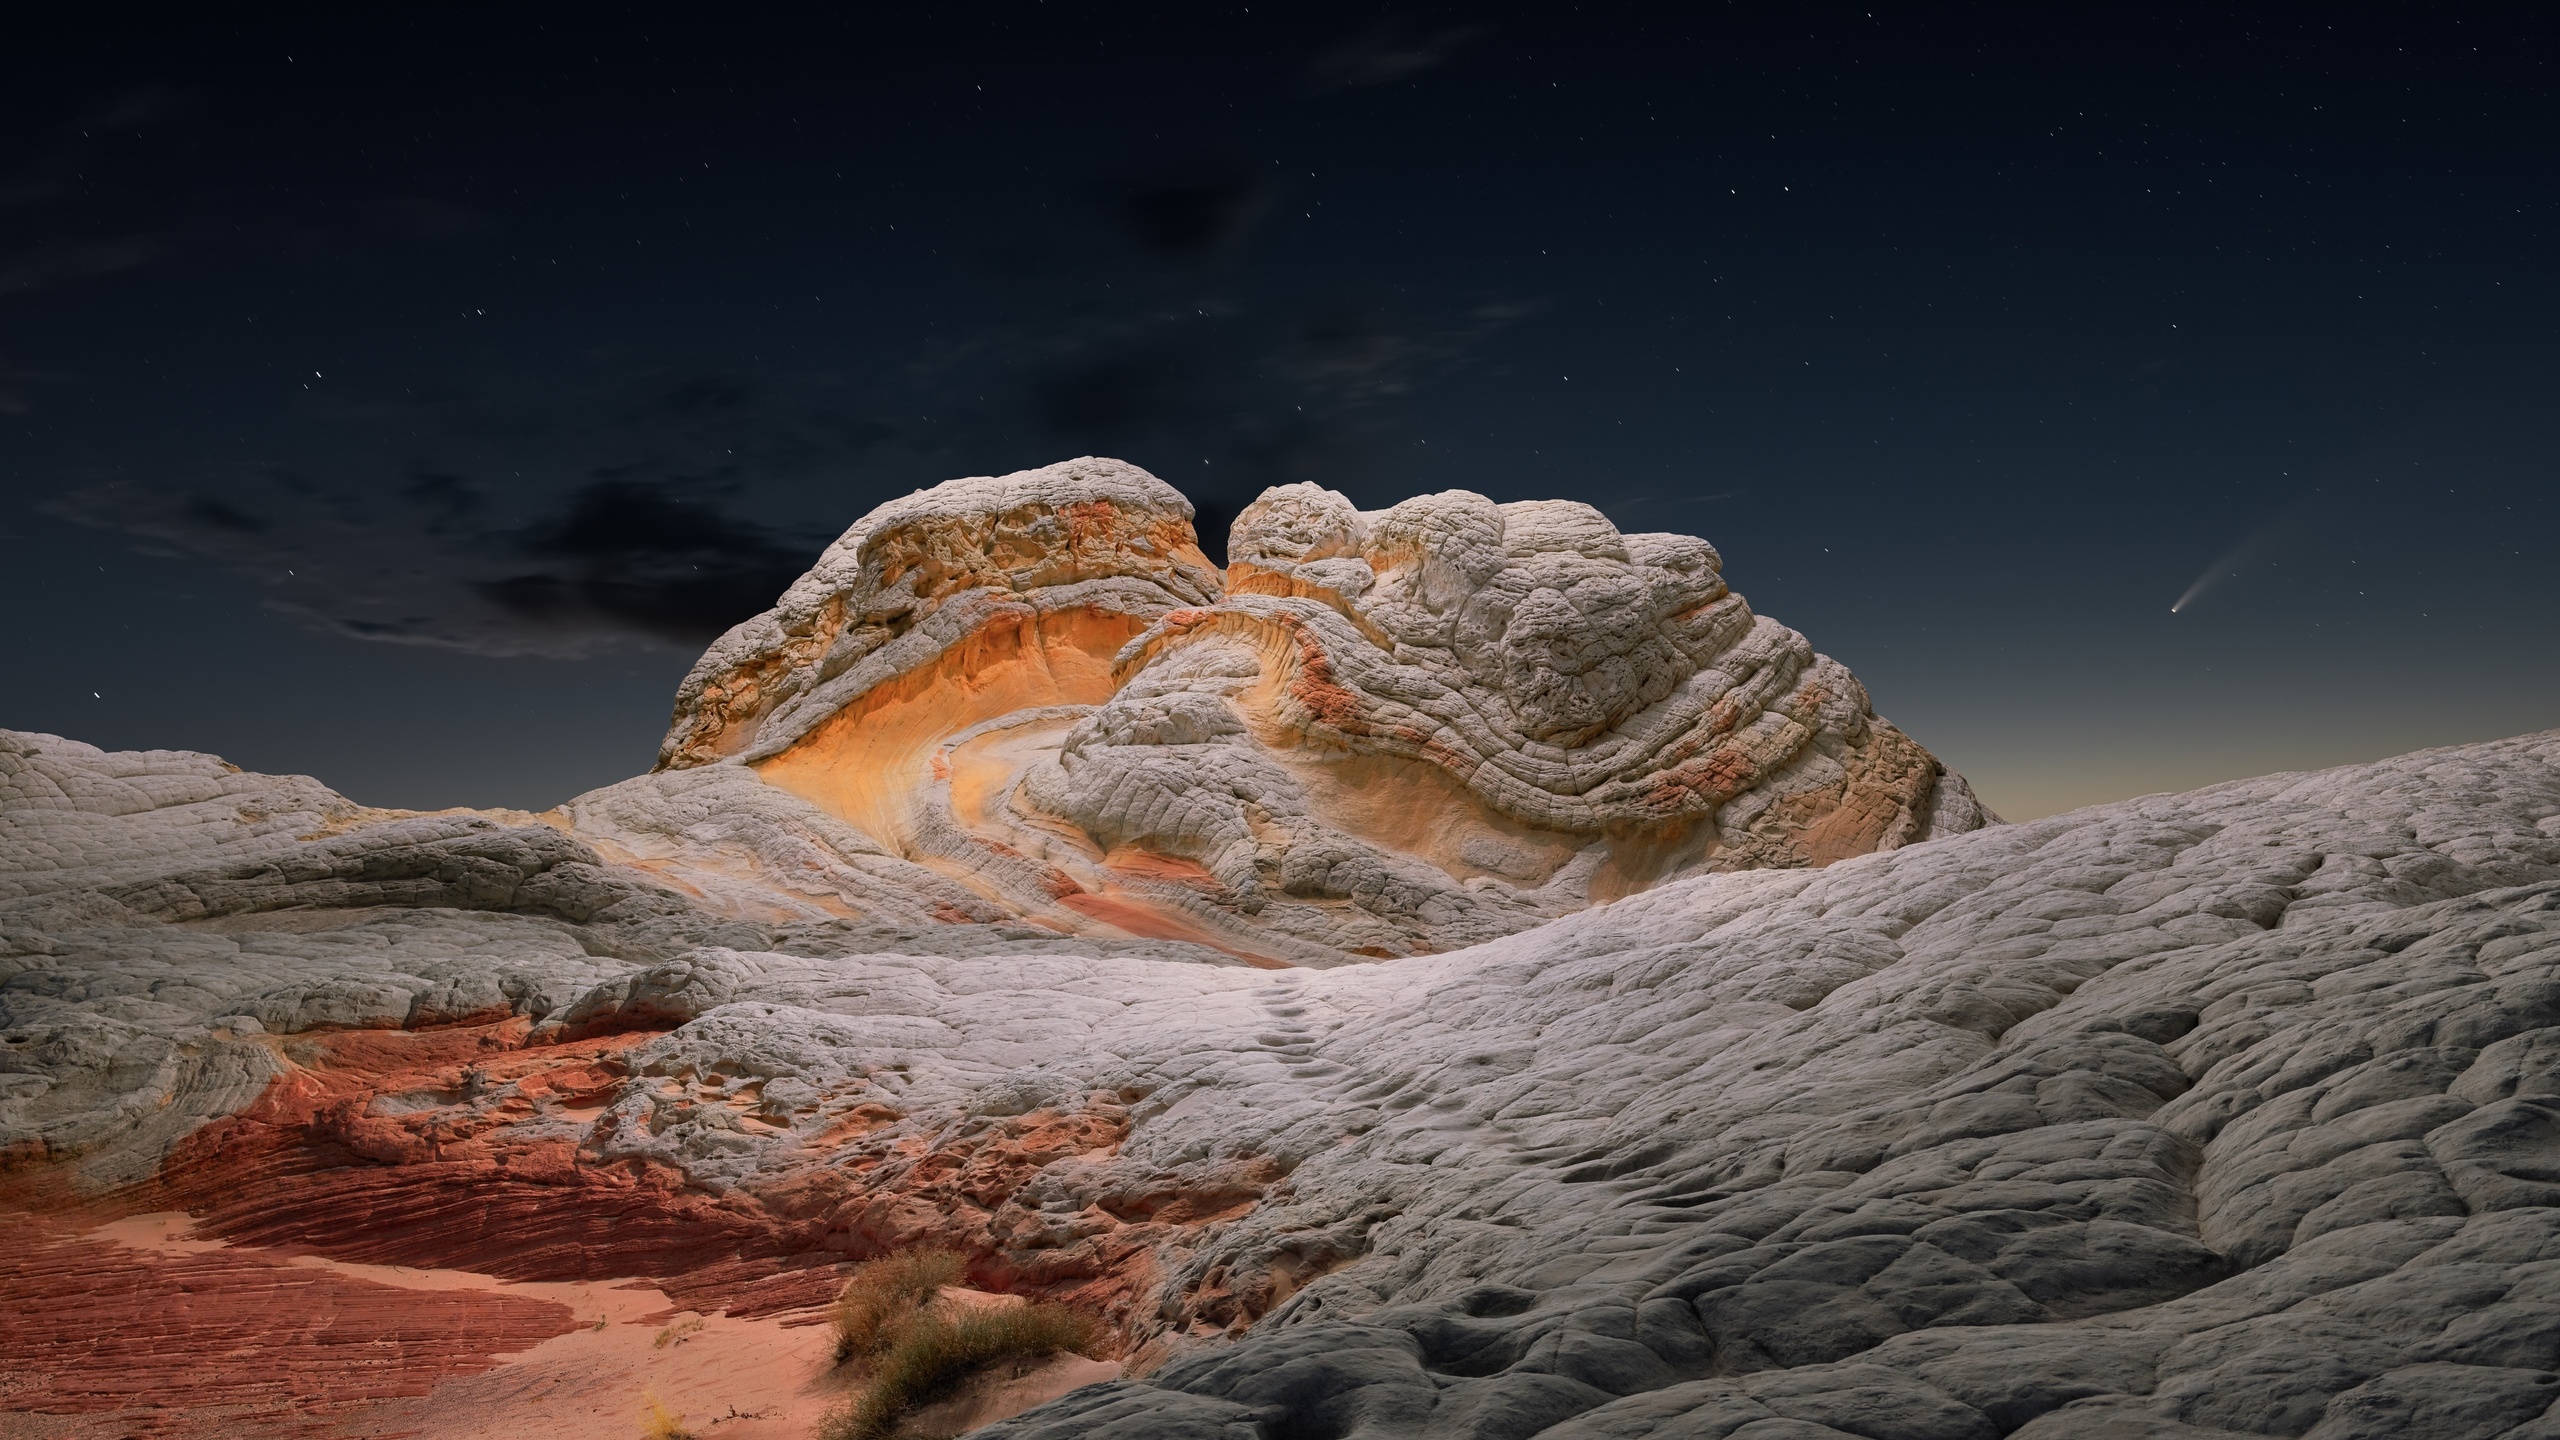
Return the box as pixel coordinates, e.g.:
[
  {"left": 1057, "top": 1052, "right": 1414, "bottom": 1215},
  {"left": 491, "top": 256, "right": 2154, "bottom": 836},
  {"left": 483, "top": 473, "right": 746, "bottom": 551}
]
[
  {"left": 659, "top": 461, "right": 1990, "bottom": 961},
  {"left": 659, "top": 456, "right": 1224, "bottom": 773}
]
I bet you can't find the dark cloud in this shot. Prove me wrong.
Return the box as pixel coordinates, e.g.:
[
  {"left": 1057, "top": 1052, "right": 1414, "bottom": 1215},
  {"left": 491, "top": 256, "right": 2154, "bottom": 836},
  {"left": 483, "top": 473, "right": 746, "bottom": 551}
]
[
  {"left": 182, "top": 495, "right": 269, "bottom": 534},
  {"left": 33, "top": 267, "right": 1533, "bottom": 655},
  {"left": 1285, "top": 311, "right": 1418, "bottom": 402},
  {"left": 400, "top": 473, "right": 482, "bottom": 531},
  {"left": 0, "top": 235, "right": 160, "bottom": 296},
  {"left": 0, "top": 90, "right": 194, "bottom": 291},
  {"left": 88, "top": 85, "right": 189, "bottom": 131},
  {"left": 0, "top": 150, "right": 81, "bottom": 209},
  {"left": 46, "top": 461, "right": 825, "bottom": 659},
  {"left": 1302, "top": 21, "right": 1485, "bottom": 93},
  {"left": 1270, "top": 298, "right": 1536, "bottom": 409},
  {"left": 0, "top": 366, "right": 72, "bottom": 416},
  {"left": 478, "top": 480, "right": 819, "bottom": 645},
  {"left": 1038, "top": 349, "right": 1203, "bottom": 441},
  {"left": 648, "top": 373, "right": 753, "bottom": 419},
  {"left": 1106, "top": 155, "right": 1268, "bottom": 258},
  {"left": 808, "top": 415, "right": 902, "bottom": 454},
  {"left": 367, "top": 196, "right": 490, "bottom": 242},
  {"left": 18, "top": 145, "right": 1530, "bottom": 656}
]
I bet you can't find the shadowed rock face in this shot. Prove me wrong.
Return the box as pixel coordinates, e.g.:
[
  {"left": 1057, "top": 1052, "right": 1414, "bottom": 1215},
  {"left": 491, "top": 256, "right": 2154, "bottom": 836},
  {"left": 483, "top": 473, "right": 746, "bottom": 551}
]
[{"left": 661, "top": 460, "right": 1992, "bottom": 963}]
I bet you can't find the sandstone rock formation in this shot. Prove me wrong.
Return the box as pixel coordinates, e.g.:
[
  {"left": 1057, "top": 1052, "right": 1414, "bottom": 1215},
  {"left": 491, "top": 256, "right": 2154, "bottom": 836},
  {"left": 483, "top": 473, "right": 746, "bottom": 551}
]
[
  {"left": 8, "top": 725, "right": 2560, "bottom": 1437},
  {"left": 7, "top": 459, "right": 2559, "bottom": 1439},
  {"left": 661, "top": 460, "right": 1990, "bottom": 962}
]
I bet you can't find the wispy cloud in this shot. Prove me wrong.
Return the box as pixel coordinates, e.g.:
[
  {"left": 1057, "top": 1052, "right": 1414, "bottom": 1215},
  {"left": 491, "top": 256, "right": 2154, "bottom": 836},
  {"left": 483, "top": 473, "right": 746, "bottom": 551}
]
[
  {"left": 0, "top": 236, "right": 161, "bottom": 297},
  {"left": 1103, "top": 153, "right": 1272, "bottom": 259},
  {"left": 1303, "top": 21, "right": 1487, "bottom": 93},
  {"left": 0, "top": 366, "right": 74, "bottom": 415}
]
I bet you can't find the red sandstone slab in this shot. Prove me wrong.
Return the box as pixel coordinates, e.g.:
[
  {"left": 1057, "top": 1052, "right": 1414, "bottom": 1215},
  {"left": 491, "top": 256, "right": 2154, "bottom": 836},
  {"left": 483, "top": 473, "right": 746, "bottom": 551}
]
[{"left": 0, "top": 1212, "right": 582, "bottom": 1434}]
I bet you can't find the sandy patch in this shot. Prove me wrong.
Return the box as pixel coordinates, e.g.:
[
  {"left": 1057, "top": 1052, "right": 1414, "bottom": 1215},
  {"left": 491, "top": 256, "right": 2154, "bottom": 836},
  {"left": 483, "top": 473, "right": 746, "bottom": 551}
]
[
  {"left": 28, "top": 1214, "right": 1115, "bottom": 1440},
  {"left": 92, "top": 1212, "right": 851, "bottom": 1439}
]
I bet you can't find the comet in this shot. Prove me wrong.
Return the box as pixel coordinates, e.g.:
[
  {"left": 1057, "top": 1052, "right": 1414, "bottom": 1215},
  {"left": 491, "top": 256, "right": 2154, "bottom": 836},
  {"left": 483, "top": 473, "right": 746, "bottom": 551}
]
[{"left": 2170, "top": 485, "right": 2308, "bottom": 614}]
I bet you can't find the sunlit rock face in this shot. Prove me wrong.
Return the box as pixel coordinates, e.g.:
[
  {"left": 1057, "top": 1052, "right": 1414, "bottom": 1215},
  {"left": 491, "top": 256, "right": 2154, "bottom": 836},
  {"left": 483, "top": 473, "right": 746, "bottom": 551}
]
[
  {"left": 665, "top": 459, "right": 1991, "bottom": 962},
  {"left": 659, "top": 455, "right": 1225, "bottom": 771}
]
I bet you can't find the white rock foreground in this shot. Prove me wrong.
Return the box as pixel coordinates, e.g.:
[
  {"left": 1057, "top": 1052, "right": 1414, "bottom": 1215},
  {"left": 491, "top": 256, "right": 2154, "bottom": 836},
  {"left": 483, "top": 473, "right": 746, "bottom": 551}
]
[{"left": 3, "top": 461, "right": 2558, "bottom": 1439}]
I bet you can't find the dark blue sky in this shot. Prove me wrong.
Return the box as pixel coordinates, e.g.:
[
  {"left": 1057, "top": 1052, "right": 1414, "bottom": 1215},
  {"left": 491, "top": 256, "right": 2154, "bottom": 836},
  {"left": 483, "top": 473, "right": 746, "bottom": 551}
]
[{"left": 4, "top": 4, "right": 2554, "bottom": 817}]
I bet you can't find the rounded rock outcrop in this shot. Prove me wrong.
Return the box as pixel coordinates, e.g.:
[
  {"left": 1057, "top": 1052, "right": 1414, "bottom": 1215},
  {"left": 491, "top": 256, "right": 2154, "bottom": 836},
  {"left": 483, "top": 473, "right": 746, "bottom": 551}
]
[
  {"left": 658, "top": 456, "right": 1224, "bottom": 772},
  {"left": 650, "top": 460, "right": 1990, "bottom": 962}
]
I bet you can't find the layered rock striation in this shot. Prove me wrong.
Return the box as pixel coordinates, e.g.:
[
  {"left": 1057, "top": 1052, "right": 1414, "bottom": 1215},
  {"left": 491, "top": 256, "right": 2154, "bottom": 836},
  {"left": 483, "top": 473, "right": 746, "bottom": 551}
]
[
  {"left": 661, "top": 460, "right": 1989, "bottom": 961},
  {"left": 660, "top": 456, "right": 1223, "bottom": 773}
]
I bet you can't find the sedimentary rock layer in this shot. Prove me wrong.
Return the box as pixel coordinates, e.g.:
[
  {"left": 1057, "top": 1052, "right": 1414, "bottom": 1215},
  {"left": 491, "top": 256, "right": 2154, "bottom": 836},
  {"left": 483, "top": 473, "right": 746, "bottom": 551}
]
[
  {"left": 657, "top": 460, "right": 1989, "bottom": 961},
  {"left": 659, "top": 456, "right": 1224, "bottom": 773},
  {"left": 2, "top": 1212, "right": 582, "bottom": 1433}
]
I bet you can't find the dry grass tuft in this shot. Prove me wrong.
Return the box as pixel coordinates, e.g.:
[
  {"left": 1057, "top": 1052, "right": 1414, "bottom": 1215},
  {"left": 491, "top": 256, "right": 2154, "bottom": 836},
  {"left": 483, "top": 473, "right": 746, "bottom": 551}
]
[
  {"left": 831, "top": 1249, "right": 968, "bottom": 1363},
  {"left": 819, "top": 1249, "right": 1101, "bottom": 1439},
  {"left": 640, "top": 1387, "right": 693, "bottom": 1440},
  {"left": 825, "top": 1302, "right": 1100, "bottom": 1440}
]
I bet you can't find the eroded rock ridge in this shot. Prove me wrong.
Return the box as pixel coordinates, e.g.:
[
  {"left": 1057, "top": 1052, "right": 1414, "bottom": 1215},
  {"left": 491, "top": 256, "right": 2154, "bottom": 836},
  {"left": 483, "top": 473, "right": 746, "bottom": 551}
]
[{"left": 662, "top": 460, "right": 1989, "bottom": 962}]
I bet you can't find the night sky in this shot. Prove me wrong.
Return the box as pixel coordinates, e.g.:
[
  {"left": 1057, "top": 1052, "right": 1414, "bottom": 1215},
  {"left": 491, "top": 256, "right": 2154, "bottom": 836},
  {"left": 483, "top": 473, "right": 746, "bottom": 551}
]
[{"left": 5, "top": 5, "right": 2554, "bottom": 819}]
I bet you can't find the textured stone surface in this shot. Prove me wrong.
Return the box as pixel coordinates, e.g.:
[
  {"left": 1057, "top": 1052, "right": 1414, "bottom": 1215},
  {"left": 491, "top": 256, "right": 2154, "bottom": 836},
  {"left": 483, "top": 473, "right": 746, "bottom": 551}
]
[
  {"left": 0, "top": 1211, "right": 582, "bottom": 1431},
  {"left": 8, "top": 721, "right": 2560, "bottom": 1436},
  {"left": 1011, "top": 481, "right": 1990, "bottom": 959},
  {"left": 655, "top": 461, "right": 1989, "bottom": 962},
  {"left": 660, "top": 455, "right": 1224, "bottom": 772}
]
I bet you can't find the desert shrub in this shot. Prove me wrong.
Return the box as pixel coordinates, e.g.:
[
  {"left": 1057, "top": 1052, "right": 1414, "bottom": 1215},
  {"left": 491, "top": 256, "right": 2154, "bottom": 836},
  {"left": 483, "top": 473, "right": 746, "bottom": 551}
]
[
  {"left": 825, "top": 1301, "right": 1101, "bottom": 1440},
  {"left": 832, "top": 1249, "right": 969, "bottom": 1363},
  {"left": 640, "top": 1388, "right": 693, "bottom": 1440}
]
